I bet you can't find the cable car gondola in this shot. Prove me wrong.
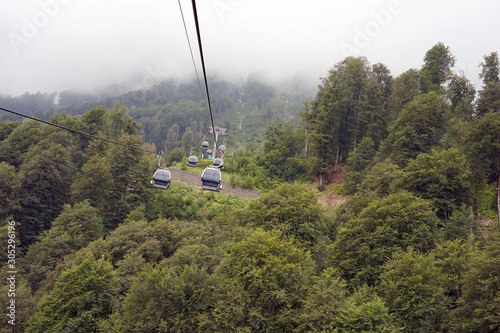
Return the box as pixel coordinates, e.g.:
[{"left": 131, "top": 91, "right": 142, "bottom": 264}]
[
  {"left": 212, "top": 157, "right": 223, "bottom": 169},
  {"left": 218, "top": 145, "right": 226, "bottom": 154},
  {"left": 201, "top": 167, "right": 222, "bottom": 192},
  {"left": 151, "top": 168, "right": 171, "bottom": 190},
  {"left": 187, "top": 155, "right": 198, "bottom": 167},
  {"left": 151, "top": 152, "right": 171, "bottom": 190},
  {"left": 206, "top": 149, "right": 212, "bottom": 156},
  {"left": 201, "top": 141, "right": 209, "bottom": 149}
]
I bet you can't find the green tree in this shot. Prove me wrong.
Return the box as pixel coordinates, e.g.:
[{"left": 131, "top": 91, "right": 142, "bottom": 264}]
[
  {"left": 377, "top": 249, "right": 449, "bottom": 332},
  {"left": 81, "top": 105, "right": 108, "bottom": 135},
  {"left": 376, "top": 91, "right": 448, "bottom": 167},
  {"left": 101, "top": 263, "right": 214, "bottom": 333},
  {"left": 14, "top": 145, "right": 71, "bottom": 248},
  {"left": 343, "top": 137, "right": 376, "bottom": 194},
  {"left": 298, "top": 269, "right": 400, "bottom": 332},
  {"left": 475, "top": 52, "right": 500, "bottom": 116},
  {"left": 296, "top": 269, "right": 349, "bottom": 332},
  {"left": 205, "top": 229, "right": 315, "bottom": 332},
  {"left": 447, "top": 73, "right": 476, "bottom": 119},
  {"left": 0, "top": 121, "right": 20, "bottom": 141},
  {"left": 362, "top": 64, "right": 392, "bottom": 146},
  {"left": 26, "top": 255, "right": 117, "bottom": 333},
  {"left": 70, "top": 154, "right": 113, "bottom": 211},
  {"left": 449, "top": 231, "right": 500, "bottom": 332},
  {"left": 335, "top": 286, "right": 401, "bottom": 333},
  {"left": 307, "top": 57, "right": 388, "bottom": 172},
  {"left": 109, "top": 103, "right": 140, "bottom": 139},
  {"left": 463, "top": 111, "right": 500, "bottom": 220},
  {"left": 386, "top": 69, "right": 421, "bottom": 124},
  {"left": 239, "top": 183, "right": 324, "bottom": 247},
  {"left": 0, "top": 120, "right": 42, "bottom": 168},
  {"left": 103, "top": 134, "right": 150, "bottom": 229},
  {"left": 476, "top": 81, "right": 500, "bottom": 116},
  {"left": 24, "top": 201, "right": 104, "bottom": 291},
  {"left": 479, "top": 51, "right": 500, "bottom": 84},
  {"left": 358, "top": 160, "right": 403, "bottom": 197},
  {"left": 431, "top": 239, "right": 477, "bottom": 310},
  {"left": 419, "top": 42, "right": 456, "bottom": 93},
  {"left": 397, "top": 148, "right": 472, "bottom": 219},
  {"left": 0, "top": 162, "right": 16, "bottom": 221},
  {"left": 329, "top": 191, "right": 439, "bottom": 288},
  {"left": 259, "top": 120, "right": 309, "bottom": 181},
  {"left": 165, "top": 147, "right": 185, "bottom": 166}
]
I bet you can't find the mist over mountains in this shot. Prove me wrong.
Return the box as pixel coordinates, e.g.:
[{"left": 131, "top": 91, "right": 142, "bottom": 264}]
[{"left": 0, "top": 72, "right": 316, "bottom": 117}]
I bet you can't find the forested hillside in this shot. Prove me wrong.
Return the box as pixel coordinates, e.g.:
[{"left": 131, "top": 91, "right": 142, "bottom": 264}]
[
  {"left": 0, "top": 74, "right": 312, "bottom": 155},
  {"left": 1, "top": 43, "right": 500, "bottom": 332}
]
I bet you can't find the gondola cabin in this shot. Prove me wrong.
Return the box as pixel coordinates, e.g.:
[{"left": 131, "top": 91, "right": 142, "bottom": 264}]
[
  {"left": 213, "top": 157, "right": 223, "bottom": 169},
  {"left": 218, "top": 145, "right": 226, "bottom": 154},
  {"left": 151, "top": 168, "right": 171, "bottom": 190},
  {"left": 206, "top": 149, "right": 212, "bottom": 156},
  {"left": 201, "top": 167, "right": 222, "bottom": 192},
  {"left": 187, "top": 155, "right": 198, "bottom": 167},
  {"left": 201, "top": 141, "right": 209, "bottom": 149}
]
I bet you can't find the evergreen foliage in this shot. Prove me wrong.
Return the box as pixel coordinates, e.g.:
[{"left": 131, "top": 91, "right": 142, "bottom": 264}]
[
  {"left": 239, "top": 183, "right": 324, "bottom": 247},
  {"left": 329, "top": 191, "right": 439, "bottom": 288},
  {"left": 205, "top": 229, "right": 315, "bottom": 332},
  {"left": 377, "top": 249, "right": 449, "bottom": 332},
  {"left": 26, "top": 255, "right": 117, "bottom": 333},
  {"left": 376, "top": 91, "right": 448, "bottom": 167}
]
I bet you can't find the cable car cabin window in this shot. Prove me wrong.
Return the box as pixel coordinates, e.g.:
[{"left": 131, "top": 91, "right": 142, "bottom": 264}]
[
  {"left": 201, "top": 168, "right": 222, "bottom": 191},
  {"left": 151, "top": 169, "right": 171, "bottom": 189},
  {"left": 203, "top": 169, "right": 220, "bottom": 181},
  {"left": 187, "top": 155, "right": 198, "bottom": 167},
  {"left": 213, "top": 157, "right": 223, "bottom": 169}
]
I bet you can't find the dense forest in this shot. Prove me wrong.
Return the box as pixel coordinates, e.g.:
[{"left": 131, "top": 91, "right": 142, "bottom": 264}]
[{"left": 1, "top": 42, "right": 500, "bottom": 332}]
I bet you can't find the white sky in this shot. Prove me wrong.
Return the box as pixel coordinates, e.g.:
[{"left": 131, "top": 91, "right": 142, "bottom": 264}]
[{"left": 1, "top": 0, "right": 499, "bottom": 96}]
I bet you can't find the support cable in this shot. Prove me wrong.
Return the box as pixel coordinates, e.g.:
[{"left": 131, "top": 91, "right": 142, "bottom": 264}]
[
  {"left": 177, "top": 0, "right": 206, "bottom": 109},
  {"left": 0, "top": 106, "right": 155, "bottom": 154},
  {"left": 190, "top": 0, "right": 218, "bottom": 149}
]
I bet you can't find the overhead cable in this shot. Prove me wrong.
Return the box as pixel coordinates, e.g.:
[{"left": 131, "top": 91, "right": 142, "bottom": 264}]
[
  {"left": 0, "top": 106, "right": 155, "bottom": 154},
  {"left": 177, "top": 0, "right": 206, "bottom": 108},
  {"left": 190, "top": 0, "right": 218, "bottom": 148}
]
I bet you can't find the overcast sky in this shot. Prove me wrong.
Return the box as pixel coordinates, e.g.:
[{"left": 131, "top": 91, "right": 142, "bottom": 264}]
[{"left": 1, "top": 0, "right": 499, "bottom": 97}]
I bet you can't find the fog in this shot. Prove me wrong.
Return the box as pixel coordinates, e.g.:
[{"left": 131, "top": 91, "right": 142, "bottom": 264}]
[{"left": 1, "top": 0, "right": 499, "bottom": 97}]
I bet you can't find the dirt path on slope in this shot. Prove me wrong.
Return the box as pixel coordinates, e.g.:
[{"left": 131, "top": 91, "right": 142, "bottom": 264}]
[{"left": 169, "top": 168, "right": 261, "bottom": 199}]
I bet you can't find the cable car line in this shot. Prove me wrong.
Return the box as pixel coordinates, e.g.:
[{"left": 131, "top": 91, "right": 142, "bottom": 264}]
[
  {"left": 190, "top": 0, "right": 218, "bottom": 151},
  {"left": 0, "top": 106, "right": 155, "bottom": 154},
  {"left": 177, "top": 0, "right": 206, "bottom": 110}
]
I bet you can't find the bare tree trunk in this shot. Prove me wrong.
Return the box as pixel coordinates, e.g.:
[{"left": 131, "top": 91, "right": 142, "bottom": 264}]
[{"left": 335, "top": 147, "right": 341, "bottom": 173}]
